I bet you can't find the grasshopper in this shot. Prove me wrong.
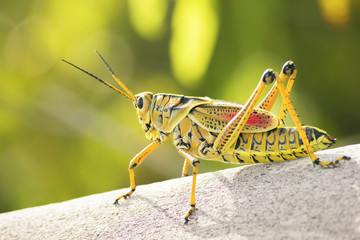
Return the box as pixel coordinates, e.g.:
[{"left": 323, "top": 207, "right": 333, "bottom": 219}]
[{"left": 62, "top": 52, "right": 350, "bottom": 223}]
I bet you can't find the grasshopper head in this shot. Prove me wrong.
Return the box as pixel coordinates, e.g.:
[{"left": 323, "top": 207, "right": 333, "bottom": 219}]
[{"left": 134, "top": 92, "right": 153, "bottom": 132}]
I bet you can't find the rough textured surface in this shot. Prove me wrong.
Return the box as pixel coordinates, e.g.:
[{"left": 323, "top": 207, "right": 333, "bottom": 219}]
[{"left": 1, "top": 144, "right": 359, "bottom": 240}]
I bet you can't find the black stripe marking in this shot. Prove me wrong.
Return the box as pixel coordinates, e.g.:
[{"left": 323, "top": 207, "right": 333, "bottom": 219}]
[
  {"left": 266, "top": 154, "right": 274, "bottom": 162},
  {"left": 235, "top": 154, "right": 245, "bottom": 163},
  {"left": 288, "top": 127, "right": 297, "bottom": 146},
  {"left": 280, "top": 153, "right": 291, "bottom": 161},
  {"left": 179, "top": 96, "right": 191, "bottom": 105},
  {"left": 251, "top": 155, "right": 259, "bottom": 163},
  {"left": 278, "top": 127, "right": 287, "bottom": 144},
  {"left": 162, "top": 95, "right": 171, "bottom": 110},
  {"left": 305, "top": 127, "right": 314, "bottom": 142},
  {"left": 265, "top": 130, "right": 275, "bottom": 152},
  {"left": 235, "top": 137, "right": 241, "bottom": 149},
  {"left": 192, "top": 121, "right": 205, "bottom": 141},
  {"left": 222, "top": 155, "right": 230, "bottom": 163}
]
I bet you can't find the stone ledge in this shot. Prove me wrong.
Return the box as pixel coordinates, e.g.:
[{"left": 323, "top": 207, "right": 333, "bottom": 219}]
[{"left": 1, "top": 144, "right": 359, "bottom": 239}]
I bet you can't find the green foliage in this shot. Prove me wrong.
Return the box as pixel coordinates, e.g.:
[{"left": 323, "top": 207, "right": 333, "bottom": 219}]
[{"left": 0, "top": 0, "right": 359, "bottom": 213}]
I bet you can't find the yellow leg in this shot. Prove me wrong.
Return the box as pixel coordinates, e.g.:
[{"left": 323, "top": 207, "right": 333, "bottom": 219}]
[
  {"left": 257, "top": 61, "right": 295, "bottom": 118},
  {"left": 179, "top": 150, "right": 199, "bottom": 224},
  {"left": 274, "top": 63, "right": 350, "bottom": 167},
  {"left": 278, "top": 69, "right": 295, "bottom": 123},
  {"left": 182, "top": 158, "right": 190, "bottom": 177},
  {"left": 114, "top": 141, "right": 161, "bottom": 204},
  {"left": 214, "top": 69, "right": 275, "bottom": 153},
  {"left": 257, "top": 82, "right": 280, "bottom": 111}
]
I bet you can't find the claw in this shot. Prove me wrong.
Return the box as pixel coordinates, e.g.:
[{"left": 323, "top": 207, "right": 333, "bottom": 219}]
[
  {"left": 320, "top": 161, "right": 339, "bottom": 168},
  {"left": 184, "top": 205, "right": 196, "bottom": 224},
  {"left": 113, "top": 189, "right": 135, "bottom": 205},
  {"left": 313, "top": 155, "right": 350, "bottom": 168},
  {"left": 113, "top": 195, "right": 126, "bottom": 205}
]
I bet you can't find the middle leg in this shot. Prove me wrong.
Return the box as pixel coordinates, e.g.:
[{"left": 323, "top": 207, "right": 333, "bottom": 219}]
[
  {"left": 182, "top": 158, "right": 190, "bottom": 177},
  {"left": 179, "top": 149, "right": 199, "bottom": 224}
]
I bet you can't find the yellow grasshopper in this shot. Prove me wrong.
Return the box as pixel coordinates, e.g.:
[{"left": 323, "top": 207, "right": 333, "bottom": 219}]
[{"left": 62, "top": 52, "right": 350, "bottom": 223}]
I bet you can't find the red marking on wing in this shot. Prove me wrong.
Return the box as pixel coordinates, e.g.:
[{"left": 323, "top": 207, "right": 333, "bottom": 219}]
[
  {"left": 218, "top": 111, "right": 276, "bottom": 128},
  {"left": 246, "top": 113, "right": 274, "bottom": 127},
  {"left": 219, "top": 112, "right": 237, "bottom": 121}
]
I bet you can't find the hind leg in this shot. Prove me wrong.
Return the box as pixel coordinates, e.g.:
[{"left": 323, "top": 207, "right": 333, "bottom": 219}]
[
  {"left": 274, "top": 62, "right": 350, "bottom": 167},
  {"left": 257, "top": 60, "right": 296, "bottom": 124},
  {"left": 213, "top": 69, "right": 276, "bottom": 153}
]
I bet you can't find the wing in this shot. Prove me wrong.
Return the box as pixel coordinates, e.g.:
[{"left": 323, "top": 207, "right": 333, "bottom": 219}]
[{"left": 188, "top": 99, "right": 280, "bottom": 133}]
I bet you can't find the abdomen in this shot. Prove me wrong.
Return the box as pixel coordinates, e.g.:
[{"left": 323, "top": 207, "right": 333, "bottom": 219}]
[
  {"left": 171, "top": 117, "right": 335, "bottom": 164},
  {"left": 231, "top": 126, "right": 335, "bottom": 164}
]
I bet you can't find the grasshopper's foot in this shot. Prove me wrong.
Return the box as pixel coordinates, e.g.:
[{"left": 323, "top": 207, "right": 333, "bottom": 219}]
[
  {"left": 113, "top": 189, "right": 135, "bottom": 205},
  {"left": 313, "top": 156, "right": 351, "bottom": 168},
  {"left": 184, "top": 204, "right": 196, "bottom": 224}
]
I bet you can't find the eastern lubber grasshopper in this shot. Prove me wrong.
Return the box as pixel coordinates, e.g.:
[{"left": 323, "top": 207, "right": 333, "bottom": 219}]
[{"left": 62, "top": 52, "right": 350, "bottom": 223}]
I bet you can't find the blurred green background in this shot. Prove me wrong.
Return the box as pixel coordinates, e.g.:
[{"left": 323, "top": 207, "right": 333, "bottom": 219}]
[{"left": 1, "top": 0, "right": 359, "bottom": 213}]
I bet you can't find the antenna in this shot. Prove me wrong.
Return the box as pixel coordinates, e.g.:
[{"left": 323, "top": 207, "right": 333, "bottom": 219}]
[
  {"left": 61, "top": 57, "right": 136, "bottom": 102},
  {"left": 95, "top": 50, "right": 135, "bottom": 100}
]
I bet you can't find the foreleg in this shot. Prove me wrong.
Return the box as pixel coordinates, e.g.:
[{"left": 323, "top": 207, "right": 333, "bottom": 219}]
[{"left": 114, "top": 141, "right": 161, "bottom": 203}]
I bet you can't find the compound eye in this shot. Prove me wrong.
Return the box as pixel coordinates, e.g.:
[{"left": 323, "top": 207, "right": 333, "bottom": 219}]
[{"left": 137, "top": 97, "right": 143, "bottom": 109}]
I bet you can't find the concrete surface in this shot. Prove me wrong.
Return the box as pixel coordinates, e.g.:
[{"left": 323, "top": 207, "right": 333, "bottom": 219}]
[{"left": 0, "top": 144, "right": 359, "bottom": 240}]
